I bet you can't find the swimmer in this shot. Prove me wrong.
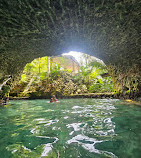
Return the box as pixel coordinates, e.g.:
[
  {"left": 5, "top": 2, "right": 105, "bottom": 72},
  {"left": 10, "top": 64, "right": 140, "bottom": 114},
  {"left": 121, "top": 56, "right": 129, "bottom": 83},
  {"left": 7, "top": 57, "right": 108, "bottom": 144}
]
[{"left": 50, "top": 95, "right": 59, "bottom": 103}]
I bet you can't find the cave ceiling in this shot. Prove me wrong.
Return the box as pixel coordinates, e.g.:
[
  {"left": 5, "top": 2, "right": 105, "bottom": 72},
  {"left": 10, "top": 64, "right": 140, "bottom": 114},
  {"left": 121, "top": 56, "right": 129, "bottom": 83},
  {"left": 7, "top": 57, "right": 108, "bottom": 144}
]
[{"left": 0, "top": 0, "right": 141, "bottom": 75}]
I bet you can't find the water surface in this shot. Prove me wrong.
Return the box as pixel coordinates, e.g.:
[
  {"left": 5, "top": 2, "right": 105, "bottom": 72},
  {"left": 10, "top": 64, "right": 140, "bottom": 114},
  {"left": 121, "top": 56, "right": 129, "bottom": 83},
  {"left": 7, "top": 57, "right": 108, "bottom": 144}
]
[{"left": 0, "top": 99, "right": 141, "bottom": 158}]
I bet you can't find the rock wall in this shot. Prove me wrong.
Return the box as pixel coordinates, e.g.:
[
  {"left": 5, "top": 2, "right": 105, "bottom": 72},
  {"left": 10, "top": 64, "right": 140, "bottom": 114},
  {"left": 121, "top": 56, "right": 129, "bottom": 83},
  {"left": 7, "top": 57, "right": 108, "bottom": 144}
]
[
  {"left": 0, "top": 0, "right": 141, "bottom": 101},
  {"left": 108, "top": 65, "right": 141, "bottom": 98}
]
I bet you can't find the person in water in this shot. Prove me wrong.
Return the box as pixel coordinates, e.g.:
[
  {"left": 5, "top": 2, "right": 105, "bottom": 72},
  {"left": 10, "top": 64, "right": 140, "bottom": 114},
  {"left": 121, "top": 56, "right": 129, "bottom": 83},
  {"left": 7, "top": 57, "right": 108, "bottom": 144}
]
[{"left": 50, "top": 95, "right": 59, "bottom": 103}]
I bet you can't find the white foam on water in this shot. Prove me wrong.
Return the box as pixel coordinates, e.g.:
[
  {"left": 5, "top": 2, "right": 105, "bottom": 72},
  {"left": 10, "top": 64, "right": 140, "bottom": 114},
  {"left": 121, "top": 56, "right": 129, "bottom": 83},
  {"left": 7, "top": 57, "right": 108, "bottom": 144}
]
[
  {"left": 67, "top": 134, "right": 102, "bottom": 153},
  {"left": 71, "top": 106, "right": 93, "bottom": 114},
  {"left": 67, "top": 134, "right": 117, "bottom": 157},
  {"left": 41, "top": 144, "right": 53, "bottom": 157},
  {"left": 67, "top": 123, "right": 83, "bottom": 131},
  {"left": 35, "top": 118, "right": 45, "bottom": 121},
  {"left": 64, "top": 116, "right": 69, "bottom": 119},
  {"left": 44, "top": 120, "right": 59, "bottom": 126},
  {"left": 40, "top": 137, "right": 59, "bottom": 157},
  {"left": 12, "top": 149, "right": 17, "bottom": 153},
  {"left": 30, "top": 127, "right": 37, "bottom": 134},
  {"left": 72, "top": 106, "right": 82, "bottom": 109},
  {"left": 69, "top": 131, "right": 74, "bottom": 135}
]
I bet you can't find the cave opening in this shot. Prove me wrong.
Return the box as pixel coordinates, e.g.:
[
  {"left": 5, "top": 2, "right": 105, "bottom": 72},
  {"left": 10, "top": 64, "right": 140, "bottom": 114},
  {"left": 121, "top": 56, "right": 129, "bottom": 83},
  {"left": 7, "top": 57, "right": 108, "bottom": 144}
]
[{"left": 9, "top": 51, "right": 114, "bottom": 99}]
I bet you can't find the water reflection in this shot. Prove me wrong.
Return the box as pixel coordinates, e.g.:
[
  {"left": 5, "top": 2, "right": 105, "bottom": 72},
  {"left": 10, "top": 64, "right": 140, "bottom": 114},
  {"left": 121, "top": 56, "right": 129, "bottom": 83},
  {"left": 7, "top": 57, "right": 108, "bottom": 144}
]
[
  {"left": 65, "top": 101, "right": 117, "bottom": 157},
  {"left": 37, "top": 136, "right": 59, "bottom": 157},
  {"left": 0, "top": 99, "right": 140, "bottom": 158},
  {"left": 67, "top": 134, "right": 102, "bottom": 153}
]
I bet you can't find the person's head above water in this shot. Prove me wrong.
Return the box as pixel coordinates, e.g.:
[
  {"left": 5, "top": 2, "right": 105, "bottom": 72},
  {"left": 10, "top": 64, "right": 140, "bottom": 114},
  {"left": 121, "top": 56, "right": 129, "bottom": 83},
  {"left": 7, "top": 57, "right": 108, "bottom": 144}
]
[
  {"left": 50, "top": 95, "right": 58, "bottom": 103},
  {"left": 52, "top": 95, "right": 56, "bottom": 98}
]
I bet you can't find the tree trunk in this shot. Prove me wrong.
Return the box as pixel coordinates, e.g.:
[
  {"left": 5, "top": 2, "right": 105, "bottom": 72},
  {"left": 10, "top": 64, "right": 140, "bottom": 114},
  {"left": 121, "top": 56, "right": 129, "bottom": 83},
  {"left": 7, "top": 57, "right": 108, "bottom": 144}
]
[
  {"left": 73, "top": 60, "right": 75, "bottom": 74},
  {"left": 0, "top": 76, "right": 12, "bottom": 91},
  {"left": 39, "top": 57, "right": 41, "bottom": 81},
  {"left": 47, "top": 56, "right": 50, "bottom": 78}
]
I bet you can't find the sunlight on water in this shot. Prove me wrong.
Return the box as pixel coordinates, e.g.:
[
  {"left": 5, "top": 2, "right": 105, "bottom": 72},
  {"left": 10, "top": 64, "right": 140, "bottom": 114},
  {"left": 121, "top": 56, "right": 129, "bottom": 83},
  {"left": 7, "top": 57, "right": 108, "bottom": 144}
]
[{"left": 0, "top": 99, "right": 141, "bottom": 158}]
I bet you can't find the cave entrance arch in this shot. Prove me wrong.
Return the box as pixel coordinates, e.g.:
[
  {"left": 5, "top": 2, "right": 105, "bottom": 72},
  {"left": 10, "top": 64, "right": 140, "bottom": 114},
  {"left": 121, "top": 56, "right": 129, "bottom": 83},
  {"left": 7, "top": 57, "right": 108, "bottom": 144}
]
[{"left": 9, "top": 51, "right": 113, "bottom": 98}]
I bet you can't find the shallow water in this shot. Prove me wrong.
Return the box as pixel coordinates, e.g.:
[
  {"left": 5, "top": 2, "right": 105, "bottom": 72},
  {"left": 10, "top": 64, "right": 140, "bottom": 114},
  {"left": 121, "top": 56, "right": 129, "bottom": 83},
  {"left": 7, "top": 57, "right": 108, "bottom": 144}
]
[{"left": 0, "top": 99, "right": 141, "bottom": 158}]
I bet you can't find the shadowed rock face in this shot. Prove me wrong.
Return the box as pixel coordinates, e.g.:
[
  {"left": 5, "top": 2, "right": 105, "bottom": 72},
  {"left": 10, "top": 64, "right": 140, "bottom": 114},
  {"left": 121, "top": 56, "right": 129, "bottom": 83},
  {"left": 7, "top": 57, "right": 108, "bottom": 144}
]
[{"left": 0, "top": 0, "right": 140, "bottom": 95}]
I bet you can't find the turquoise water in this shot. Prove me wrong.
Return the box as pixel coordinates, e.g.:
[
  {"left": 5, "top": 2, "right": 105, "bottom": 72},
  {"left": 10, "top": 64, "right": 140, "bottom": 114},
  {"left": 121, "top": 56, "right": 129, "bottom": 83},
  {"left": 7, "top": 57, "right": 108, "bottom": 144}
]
[{"left": 0, "top": 99, "right": 141, "bottom": 158}]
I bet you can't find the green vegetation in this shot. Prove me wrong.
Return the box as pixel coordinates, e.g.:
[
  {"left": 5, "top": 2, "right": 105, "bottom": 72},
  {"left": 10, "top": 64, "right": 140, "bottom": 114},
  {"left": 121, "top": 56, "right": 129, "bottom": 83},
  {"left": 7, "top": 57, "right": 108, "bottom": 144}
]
[{"left": 10, "top": 55, "right": 114, "bottom": 98}]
